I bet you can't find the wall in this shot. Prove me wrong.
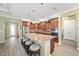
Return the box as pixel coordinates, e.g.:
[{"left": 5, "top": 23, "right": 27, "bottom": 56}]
[
  {"left": 5, "top": 18, "right": 20, "bottom": 38},
  {"left": 5, "top": 21, "right": 9, "bottom": 38},
  {"left": 77, "top": 12, "right": 79, "bottom": 50},
  {"left": 18, "top": 19, "right": 21, "bottom": 38},
  {"left": 0, "top": 15, "right": 20, "bottom": 43},
  {"left": 0, "top": 16, "right": 6, "bottom": 43}
]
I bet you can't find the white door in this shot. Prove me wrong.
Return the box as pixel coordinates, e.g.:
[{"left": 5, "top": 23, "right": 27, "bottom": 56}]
[
  {"left": 9, "top": 23, "right": 17, "bottom": 36},
  {"left": 63, "top": 19, "right": 75, "bottom": 40}
]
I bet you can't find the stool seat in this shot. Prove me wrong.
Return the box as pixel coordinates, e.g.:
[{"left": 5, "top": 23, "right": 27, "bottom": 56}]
[
  {"left": 22, "top": 38, "right": 27, "bottom": 42},
  {"left": 25, "top": 40, "right": 33, "bottom": 45},
  {"left": 30, "top": 44, "right": 40, "bottom": 51}
]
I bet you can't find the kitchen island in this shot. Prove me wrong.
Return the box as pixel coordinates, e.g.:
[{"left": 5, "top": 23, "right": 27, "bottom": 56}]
[{"left": 26, "top": 33, "right": 57, "bottom": 56}]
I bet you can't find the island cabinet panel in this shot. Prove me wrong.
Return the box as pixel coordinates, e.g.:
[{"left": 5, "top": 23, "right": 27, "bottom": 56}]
[
  {"left": 50, "top": 39, "right": 55, "bottom": 54},
  {"left": 50, "top": 37, "right": 58, "bottom": 54}
]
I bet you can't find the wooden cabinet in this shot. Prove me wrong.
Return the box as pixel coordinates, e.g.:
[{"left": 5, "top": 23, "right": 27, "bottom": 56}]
[
  {"left": 50, "top": 17, "right": 58, "bottom": 28},
  {"left": 53, "top": 18, "right": 58, "bottom": 27},
  {"left": 38, "top": 21, "right": 46, "bottom": 29},
  {"left": 50, "top": 39, "right": 55, "bottom": 54},
  {"left": 30, "top": 24, "right": 35, "bottom": 29},
  {"left": 45, "top": 22, "right": 50, "bottom": 29},
  {"left": 22, "top": 21, "right": 30, "bottom": 27},
  {"left": 34, "top": 23, "right": 38, "bottom": 29},
  {"left": 50, "top": 37, "right": 58, "bottom": 54},
  {"left": 22, "top": 21, "right": 26, "bottom": 27},
  {"left": 22, "top": 17, "right": 58, "bottom": 34},
  {"left": 30, "top": 23, "right": 38, "bottom": 29}
]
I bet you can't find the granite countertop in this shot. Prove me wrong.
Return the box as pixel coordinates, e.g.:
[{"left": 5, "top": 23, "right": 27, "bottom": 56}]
[
  {"left": 35, "top": 29, "right": 51, "bottom": 35},
  {"left": 27, "top": 33, "right": 56, "bottom": 42}
]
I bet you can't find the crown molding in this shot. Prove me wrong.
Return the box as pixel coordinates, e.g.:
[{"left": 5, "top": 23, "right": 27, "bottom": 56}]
[
  {"left": 0, "top": 8, "right": 20, "bottom": 19},
  {"left": 0, "top": 8, "right": 11, "bottom": 14},
  {"left": 0, "top": 13, "right": 21, "bottom": 20}
]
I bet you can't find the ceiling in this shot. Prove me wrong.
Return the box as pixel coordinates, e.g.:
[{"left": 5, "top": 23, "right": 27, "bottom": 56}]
[{"left": 9, "top": 3, "right": 79, "bottom": 21}]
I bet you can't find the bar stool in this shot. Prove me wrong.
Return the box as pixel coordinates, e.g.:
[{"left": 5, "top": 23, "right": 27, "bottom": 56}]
[
  {"left": 21, "top": 37, "right": 30, "bottom": 46},
  {"left": 29, "top": 44, "right": 40, "bottom": 56},
  {"left": 24, "top": 40, "right": 34, "bottom": 55}
]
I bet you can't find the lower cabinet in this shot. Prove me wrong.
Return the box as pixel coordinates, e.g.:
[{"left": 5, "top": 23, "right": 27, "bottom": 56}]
[{"left": 50, "top": 37, "right": 58, "bottom": 54}]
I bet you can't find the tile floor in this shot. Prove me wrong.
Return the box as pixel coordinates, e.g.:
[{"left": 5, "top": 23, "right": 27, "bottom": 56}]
[
  {"left": 52, "top": 39, "right": 79, "bottom": 56},
  {"left": 0, "top": 37, "right": 79, "bottom": 56}
]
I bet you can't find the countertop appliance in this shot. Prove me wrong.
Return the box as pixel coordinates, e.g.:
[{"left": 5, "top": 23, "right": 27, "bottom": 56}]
[{"left": 51, "top": 27, "right": 58, "bottom": 36}]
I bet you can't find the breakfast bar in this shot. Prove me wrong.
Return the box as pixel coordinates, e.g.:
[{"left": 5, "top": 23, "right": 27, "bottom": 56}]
[{"left": 26, "top": 33, "right": 57, "bottom": 56}]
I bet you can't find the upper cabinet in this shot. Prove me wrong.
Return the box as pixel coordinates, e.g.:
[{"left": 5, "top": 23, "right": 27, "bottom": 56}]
[
  {"left": 30, "top": 23, "right": 35, "bottom": 29},
  {"left": 38, "top": 21, "right": 46, "bottom": 29},
  {"left": 22, "top": 21, "right": 30, "bottom": 27},
  {"left": 22, "top": 21, "right": 26, "bottom": 27},
  {"left": 22, "top": 17, "right": 58, "bottom": 31},
  {"left": 49, "top": 17, "right": 58, "bottom": 28},
  {"left": 45, "top": 21, "right": 50, "bottom": 29},
  {"left": 37, "top": 17, "right": 58, "bottom": 30}
]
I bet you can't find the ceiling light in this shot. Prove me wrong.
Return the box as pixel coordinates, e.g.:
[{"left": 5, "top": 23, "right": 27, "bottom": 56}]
[
  {"left": 41, "top": 3, "right": 44, "bottom": 5},
  {"left": 40, "top": 18, "right": 44, "bottom": 21},
  {"left": 32, "top": 10, "right": 35, "bottom": 12},
  {"left": 52, "top": 7, "right": 57, "bottom": 10}
]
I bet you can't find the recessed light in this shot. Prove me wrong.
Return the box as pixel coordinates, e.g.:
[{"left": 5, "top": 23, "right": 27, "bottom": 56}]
[
  {"left": 52, "top": 7, "right": 57, "bottom": 10},
  {"left": 32, "top": 10, "right": 35, "bottom": 12},
  {"left": 41, "top": 3, "right": 44, "bottom": 5}
]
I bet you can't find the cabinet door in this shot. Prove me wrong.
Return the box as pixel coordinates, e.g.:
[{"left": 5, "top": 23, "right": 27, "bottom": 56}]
[
  {"left": 22, "top": 21, "right": 25, "bottom": 27},
  {"left": 53, "top": 19, "right": 58, "bottom": 27},
  {"left": 0, "top": 21, "right": 5, "bottom": 43},
  {"left": 50, "top": 39, "right": 55, "bottom": 54},
  {"left": 50, "top": 37, "right": 58, "bottom": 54},
  {"left": 34, "top": 23, "right": 38, "bottom": 29},
  {"left": 50, "top": 18, "right": 58, "bottom": 28},
  {"left": 50, "top": 20, "right": 54, "bottom": 28},
  {"left": 45, "top": 22, "right": 49, "bottom": 29},
  {"left": 38, "top": 22, "right": 46, "bottom": 29},
  {"left": 30, "top": 24, "right": 35, "bottom": 29}
]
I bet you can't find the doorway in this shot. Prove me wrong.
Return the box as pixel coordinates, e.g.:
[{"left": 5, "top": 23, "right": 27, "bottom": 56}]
[
  {"left": 62, "top": 17, "right": 77, "bottom": 48},
  {"left": 9, "top": 23, "right": 17, "bottom": 37},
  {"left": 63, "top": 19, "right": 75, "bottom": 40}
]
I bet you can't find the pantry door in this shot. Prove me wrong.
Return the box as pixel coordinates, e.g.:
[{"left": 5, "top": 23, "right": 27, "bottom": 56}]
[{"left": 63, "top": 19, "right": 75, "bottom": 40}]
